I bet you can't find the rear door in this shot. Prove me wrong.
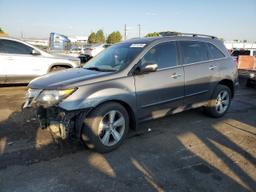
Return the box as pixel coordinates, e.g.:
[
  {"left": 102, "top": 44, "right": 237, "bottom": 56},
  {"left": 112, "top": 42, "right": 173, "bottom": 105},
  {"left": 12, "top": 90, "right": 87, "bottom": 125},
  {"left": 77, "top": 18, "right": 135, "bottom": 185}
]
[
  {"left": 134, "top": 41, "right": 185, "bottom": 121},
  {"left": 179, "top": 41, "right": 219, "bottom": 106}
]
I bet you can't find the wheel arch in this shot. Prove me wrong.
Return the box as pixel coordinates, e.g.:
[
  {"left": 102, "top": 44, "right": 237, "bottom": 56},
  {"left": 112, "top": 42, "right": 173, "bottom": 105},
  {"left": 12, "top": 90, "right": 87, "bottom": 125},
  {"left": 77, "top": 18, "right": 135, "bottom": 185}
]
[
  {"left": 218, "top": 79, "right": 234, "bottom": 98},
  {"left": 47, "top": 63, "right": 73, "bottom": 72},
  {"left": 92, "top": 99, "right": 137, "bottom": 131}
]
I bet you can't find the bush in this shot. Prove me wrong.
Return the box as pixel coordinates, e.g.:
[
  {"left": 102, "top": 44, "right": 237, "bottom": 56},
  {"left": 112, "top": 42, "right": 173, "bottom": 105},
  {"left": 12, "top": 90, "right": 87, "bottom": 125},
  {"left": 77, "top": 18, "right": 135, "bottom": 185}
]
[
  {"left": 0, "top": 27, "right": 7, "bottom": 36},
  {"left": 145, "top": 32, "right": 160, "bottom": 37}
]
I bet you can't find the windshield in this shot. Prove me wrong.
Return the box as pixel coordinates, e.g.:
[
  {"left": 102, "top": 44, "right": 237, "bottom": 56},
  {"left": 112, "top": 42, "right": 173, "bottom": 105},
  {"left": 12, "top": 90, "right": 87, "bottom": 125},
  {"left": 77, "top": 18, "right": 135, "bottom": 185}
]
[{"left": 83, "top": 43, "right": 146, "bottom": 72}]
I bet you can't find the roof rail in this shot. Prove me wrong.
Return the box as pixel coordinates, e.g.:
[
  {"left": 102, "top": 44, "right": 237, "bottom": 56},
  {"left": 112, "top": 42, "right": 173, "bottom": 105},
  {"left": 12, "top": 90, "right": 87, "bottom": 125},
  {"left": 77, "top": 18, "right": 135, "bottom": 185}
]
[{"left": 159, "top": 31, "right": 217, "bottom": 39}]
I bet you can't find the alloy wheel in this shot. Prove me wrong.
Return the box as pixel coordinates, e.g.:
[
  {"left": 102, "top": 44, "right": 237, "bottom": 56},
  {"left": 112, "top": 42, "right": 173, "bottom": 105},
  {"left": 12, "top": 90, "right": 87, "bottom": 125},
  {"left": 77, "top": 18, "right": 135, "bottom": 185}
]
[
  {"left": 215, "top": 90, "right": 230, "bottom": 114},
  {"left": 98, "top": 110, "right": 126, "bottom": 146}
]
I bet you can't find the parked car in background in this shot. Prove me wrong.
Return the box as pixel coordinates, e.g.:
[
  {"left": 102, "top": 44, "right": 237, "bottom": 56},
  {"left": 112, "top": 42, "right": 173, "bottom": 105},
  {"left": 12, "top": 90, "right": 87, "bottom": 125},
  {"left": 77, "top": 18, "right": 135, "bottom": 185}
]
[
  {"left": 0, "top": 37, "right": 81, "bottom": 84},
  {"left": 79, "top": 44, "right": 111, "bottom": 64},
  {"left": 83, "top": 44, "right": 105, "bottom": 58},
  {"left": 231, "top": 49, "right": 256, "bottom": 65},
  {"left": 237, "top": 55, "right": 256, "bottom": 87},
  {"left": 24, "top": 33, "right": 238, "bottom": 153},
  {"left": 69, "top": 47, "right": 83, "bottom": 54}
]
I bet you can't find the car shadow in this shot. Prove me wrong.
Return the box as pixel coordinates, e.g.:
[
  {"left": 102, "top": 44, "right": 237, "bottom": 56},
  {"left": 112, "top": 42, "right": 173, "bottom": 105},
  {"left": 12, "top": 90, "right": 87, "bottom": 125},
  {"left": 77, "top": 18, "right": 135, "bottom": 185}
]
[{"left": 0, "top": 84, "right": 255, "bottom": 191}]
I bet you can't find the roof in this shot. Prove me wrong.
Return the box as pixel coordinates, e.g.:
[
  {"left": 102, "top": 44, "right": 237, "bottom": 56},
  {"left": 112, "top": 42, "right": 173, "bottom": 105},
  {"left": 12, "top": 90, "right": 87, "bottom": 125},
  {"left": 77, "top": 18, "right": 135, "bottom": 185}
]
[{"left": 122, "top": 35, "right": 220, "bottom": 45}]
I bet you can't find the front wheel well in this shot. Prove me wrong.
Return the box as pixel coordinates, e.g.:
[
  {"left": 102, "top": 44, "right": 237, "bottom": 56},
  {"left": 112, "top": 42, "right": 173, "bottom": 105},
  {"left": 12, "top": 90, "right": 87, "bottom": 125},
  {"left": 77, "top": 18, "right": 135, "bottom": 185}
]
[
  {"left": 218, "top": 79, "right": 234, "bottom": 98},
  {"left": 48, "top": 64, "right": 72, "bottom": 72},
  {"left": 93, "top": 100, "right": 137, "bottom": 131}
]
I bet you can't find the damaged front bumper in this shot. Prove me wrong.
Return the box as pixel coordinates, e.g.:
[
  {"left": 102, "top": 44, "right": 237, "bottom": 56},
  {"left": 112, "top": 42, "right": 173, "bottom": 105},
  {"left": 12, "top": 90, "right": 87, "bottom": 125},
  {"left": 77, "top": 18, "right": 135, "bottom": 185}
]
[
  {"left": 23, "top": 88, "right": 91, "bottom": 140},
  {"left": 36, "top": 106, "right": 91, "bottom": 140}
]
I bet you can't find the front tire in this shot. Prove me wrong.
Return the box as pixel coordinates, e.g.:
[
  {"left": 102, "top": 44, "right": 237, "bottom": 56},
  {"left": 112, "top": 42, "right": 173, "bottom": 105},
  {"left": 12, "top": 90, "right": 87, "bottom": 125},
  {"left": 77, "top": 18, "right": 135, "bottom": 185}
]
[
  {"left": 205, "top": 85, "right": 231, "bottom": 118},
  {"left": 81, "top": 102, "right": 129, "bottom": 153}
]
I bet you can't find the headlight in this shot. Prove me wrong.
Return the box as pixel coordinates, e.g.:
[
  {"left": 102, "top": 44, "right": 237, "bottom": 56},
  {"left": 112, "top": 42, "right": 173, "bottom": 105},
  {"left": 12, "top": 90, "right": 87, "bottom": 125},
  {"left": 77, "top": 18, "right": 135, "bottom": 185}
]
[{"left": 36, "top": 88, "right": 77, "bottom": 107}]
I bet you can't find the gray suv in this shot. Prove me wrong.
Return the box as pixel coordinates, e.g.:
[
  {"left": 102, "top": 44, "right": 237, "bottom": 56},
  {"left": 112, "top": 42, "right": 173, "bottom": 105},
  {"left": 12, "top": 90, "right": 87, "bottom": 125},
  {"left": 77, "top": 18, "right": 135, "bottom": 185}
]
[{"left": 24, "top": 33, "right": 238, "bottom": 153}]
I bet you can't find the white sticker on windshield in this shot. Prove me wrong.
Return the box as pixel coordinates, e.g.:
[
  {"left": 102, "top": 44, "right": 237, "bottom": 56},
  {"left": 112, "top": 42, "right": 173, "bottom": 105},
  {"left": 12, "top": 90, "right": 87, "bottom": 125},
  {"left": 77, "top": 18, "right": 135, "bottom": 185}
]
[{"left": 130, "top": 44, "right": 146, "bottom": 48}]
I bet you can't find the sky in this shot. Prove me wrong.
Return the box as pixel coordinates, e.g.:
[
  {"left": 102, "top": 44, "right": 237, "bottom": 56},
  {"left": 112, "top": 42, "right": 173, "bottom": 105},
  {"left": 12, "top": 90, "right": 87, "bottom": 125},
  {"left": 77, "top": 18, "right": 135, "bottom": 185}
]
[{"left": 0, "top": 0, "right": 256, "bottom": 41}]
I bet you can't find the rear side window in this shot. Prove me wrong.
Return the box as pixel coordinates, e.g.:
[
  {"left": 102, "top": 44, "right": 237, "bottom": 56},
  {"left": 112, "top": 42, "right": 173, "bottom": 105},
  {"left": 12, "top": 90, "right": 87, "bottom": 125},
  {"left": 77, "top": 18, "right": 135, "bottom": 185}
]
[
  {"left": 207, "top": 43, "right": 225, "bottom": 59},
  {"left": 179, "top": 41, "right": 208, "bottom": 64},
  {"left": 141, "top": 41, "right": 177, "bottom": 69},
  {"left": 0, "top": 39, "right": 33, "bottom": 54}
]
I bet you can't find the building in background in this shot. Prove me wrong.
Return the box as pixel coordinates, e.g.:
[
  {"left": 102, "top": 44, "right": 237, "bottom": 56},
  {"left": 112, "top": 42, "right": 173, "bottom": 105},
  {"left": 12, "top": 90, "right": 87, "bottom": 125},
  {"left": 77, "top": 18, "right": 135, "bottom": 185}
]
[
  {"left": 224, "top": 41, "right": 256, "bottom": 50},
  {"left": 49, "top": 32, "right": 71, "bottom": 51}
]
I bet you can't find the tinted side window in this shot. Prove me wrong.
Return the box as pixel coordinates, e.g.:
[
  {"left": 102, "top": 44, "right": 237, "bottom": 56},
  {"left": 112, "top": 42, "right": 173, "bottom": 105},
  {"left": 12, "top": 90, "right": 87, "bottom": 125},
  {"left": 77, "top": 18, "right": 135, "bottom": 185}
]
[
  {"left": 207, "top": 43, "right": 225, "bottom": 59},
  {"left": 180, "top": 41, "right": 208, "bottom": 64},
  {"left": 141, "top": 42, "right": 177, "bottom": 69},
  {"left": 0, "top": 39, "right": 33, "bottom": 54}
]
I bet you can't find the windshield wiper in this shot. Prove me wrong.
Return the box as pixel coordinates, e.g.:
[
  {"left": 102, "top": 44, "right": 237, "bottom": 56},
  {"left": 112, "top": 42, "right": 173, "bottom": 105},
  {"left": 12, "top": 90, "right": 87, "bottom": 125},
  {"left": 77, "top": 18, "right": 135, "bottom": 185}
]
[
  {"left": 84, "top": 67, "right": 116, "bottom": 72},
  {"left": 84, "top": 67, "right": 101, "bottom": 71}
]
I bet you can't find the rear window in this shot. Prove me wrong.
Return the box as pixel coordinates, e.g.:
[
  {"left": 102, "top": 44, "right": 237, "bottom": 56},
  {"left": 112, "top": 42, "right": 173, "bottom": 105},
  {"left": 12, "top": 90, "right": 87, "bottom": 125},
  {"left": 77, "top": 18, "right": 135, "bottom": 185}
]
[
  {"left": 180, "top": 41, "right": 208, "bottom": 64},
  {"left": 207, "top": 43, "right": 225, "bottom": 59}
]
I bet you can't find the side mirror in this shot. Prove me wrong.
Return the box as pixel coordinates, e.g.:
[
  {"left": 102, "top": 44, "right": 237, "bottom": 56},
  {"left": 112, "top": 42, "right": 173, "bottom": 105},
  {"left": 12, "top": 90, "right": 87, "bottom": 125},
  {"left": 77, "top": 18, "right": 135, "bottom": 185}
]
[
  {"left": 138, "top": 63, "right": 158, "bottom": 74},
  {"left": 31, "top": 49, "right": 41, "bottom": 56}
]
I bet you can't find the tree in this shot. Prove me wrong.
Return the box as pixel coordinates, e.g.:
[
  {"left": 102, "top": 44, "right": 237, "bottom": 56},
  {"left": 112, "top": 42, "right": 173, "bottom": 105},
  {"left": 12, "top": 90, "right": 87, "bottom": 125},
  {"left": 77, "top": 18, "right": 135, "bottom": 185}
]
[
  {"left": 88, "top": 32, "right": 97, "bottom": 44},
  {"left": 0, "top": 27, "right": 7, "bottom": 36},
  {"left": 107, "top": 31, "right": 122, "bottom": 44},
  {"left": 95, "top": 29, "right": 105, "bottom": 43},
  {"left": 145, "top": 32, "right": 160, "bottom": 37}
]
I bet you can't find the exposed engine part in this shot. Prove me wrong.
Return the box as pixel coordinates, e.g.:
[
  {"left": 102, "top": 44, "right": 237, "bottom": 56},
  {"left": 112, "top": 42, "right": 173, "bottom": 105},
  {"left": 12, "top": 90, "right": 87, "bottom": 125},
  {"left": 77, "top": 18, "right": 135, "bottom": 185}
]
[{"left": 48, "top": 120, "right": 72, "bottom": 139}]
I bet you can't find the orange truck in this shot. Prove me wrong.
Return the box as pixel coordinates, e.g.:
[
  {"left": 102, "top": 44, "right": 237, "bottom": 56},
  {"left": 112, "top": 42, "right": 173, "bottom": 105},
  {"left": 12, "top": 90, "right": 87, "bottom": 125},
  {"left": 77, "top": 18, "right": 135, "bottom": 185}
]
[{"left": 237, "top": 54, "right": 256, "bottom": 87}]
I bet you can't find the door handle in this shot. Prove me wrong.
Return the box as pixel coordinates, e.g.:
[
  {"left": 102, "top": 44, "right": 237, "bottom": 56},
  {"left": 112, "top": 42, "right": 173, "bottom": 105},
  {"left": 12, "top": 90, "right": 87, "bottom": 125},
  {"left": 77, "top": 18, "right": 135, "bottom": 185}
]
[
  {"left": 171, "top": 73, "right": 182, "bottom": 79},
  {"left": 7, "top": 57, "right": 14, "bottom": 61},
  {"left": 209, "top": 65, "right": 217, "bottom": 70}
]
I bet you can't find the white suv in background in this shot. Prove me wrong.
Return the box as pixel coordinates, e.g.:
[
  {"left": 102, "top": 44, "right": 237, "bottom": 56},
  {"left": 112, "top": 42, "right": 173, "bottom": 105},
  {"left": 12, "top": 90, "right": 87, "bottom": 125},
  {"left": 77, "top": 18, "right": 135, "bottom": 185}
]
[
  {"left": 83, "top": 44, "right": 105, "bottom": 57},
  {"left": 0, "top": 37, "right": 81, "bottom": 84}
]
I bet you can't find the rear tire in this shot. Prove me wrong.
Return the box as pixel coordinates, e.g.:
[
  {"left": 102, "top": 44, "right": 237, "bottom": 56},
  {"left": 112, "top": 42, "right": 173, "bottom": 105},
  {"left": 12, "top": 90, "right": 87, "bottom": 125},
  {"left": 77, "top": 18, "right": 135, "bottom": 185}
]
[
  {"left": 205, "top": 85, "right": 231, "bottom": 118},
  {"left": 81, "top": 102, "right": 129, "bottom": 153}
]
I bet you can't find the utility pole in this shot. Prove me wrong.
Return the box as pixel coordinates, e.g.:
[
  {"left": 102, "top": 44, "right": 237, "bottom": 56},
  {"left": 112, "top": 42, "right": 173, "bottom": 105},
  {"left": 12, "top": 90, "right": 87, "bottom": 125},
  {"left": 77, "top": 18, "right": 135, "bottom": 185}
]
[
  {"left": 124, "top": 24, "right": 127, "bottom": 40},
  {"left": 138, "top": 24, "right": 141, "bottom": 38}
]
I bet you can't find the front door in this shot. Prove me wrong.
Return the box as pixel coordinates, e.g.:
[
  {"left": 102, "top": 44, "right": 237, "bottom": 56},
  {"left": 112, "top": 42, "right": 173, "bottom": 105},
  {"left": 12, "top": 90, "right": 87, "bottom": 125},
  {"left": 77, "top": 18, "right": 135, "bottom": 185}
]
[
  {"left": 0, "top": 39, "right": 44, "bottom": 83},
  {"left": 134, "top": 41, "right": 185, "bottom": 121}
]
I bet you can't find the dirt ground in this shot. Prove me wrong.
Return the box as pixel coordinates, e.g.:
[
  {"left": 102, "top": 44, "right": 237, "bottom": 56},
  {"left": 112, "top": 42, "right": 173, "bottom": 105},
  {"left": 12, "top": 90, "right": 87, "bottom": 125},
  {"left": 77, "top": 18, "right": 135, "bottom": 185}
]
[{"left": 0, "top": 81, "right": 255, "bottom": 192}]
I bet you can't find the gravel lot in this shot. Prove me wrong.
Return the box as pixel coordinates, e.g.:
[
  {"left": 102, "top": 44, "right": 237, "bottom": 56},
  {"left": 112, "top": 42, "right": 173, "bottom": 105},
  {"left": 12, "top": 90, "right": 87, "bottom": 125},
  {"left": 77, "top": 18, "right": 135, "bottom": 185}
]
[{"left": 0, "top": 81, "right": 255, "bottom": 192}]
